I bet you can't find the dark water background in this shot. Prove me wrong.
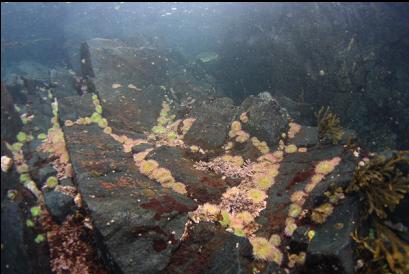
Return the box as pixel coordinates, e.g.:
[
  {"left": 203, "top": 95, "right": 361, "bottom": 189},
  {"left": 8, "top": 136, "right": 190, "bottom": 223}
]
[{"left": 2, "top": 2, "right": 409, "bottom": 149}]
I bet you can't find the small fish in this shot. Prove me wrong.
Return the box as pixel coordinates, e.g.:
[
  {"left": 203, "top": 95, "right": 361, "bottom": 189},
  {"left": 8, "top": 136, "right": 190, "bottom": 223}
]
[
  {"left": 112, "top": 83, "right": 122, "bottom": 89},
  {"left": 128, "top": 84, "right": 142, "bottom": 91}
]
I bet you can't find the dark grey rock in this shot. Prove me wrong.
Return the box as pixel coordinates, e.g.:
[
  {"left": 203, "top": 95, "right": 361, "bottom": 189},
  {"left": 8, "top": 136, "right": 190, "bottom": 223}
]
[
  {"left": 239, "top": 96, "right": 289, "bottom": 148},
  {"left": 291, "top": 126, "right": 319, "bottom": 147},
  {"left": 44, "top": 190, "right": 75, "bottom": 224},
  {"left": 37, "top": 166, "right": 58, "bottom": 186},
  {"left": 184, "top": 97, "right": 236, "bottom": 151},
  {"left": 306, "top": 195, "right": 360, "bottom": 274}
]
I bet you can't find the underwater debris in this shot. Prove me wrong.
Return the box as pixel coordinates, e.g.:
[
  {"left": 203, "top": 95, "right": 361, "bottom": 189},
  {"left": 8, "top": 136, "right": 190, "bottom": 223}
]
[
  {"left": 315, "top": 106, "right": 344, "bottom": 144},
  {"left": 347, "top": 151, "right": 409, "bottom": 219}
]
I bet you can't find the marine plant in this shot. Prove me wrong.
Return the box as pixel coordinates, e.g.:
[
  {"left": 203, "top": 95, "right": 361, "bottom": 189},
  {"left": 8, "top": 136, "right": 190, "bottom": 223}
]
[
  {"left": 347, "top": 151, "right": 409, "bottom": 219},
  {"left": 352, "top": 221, "right": 409, "bottom": 274},
  {"left": 349, "top": 151, "right": 409, "bottom": 274},
  {"left": 315, "top": 106, "right": 344, "bottom": 144}
]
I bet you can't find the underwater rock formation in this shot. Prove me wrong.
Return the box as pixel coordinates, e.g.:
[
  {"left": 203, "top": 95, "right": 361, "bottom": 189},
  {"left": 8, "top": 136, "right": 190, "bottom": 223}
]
[{"left": 1, "top": 37, "right": 408, "bottom": 274}]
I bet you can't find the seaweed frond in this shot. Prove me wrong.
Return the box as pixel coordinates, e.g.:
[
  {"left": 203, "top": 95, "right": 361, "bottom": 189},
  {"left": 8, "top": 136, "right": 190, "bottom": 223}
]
[
  {"left": 347, "top": 151, "right": 409, "bottom": 219},
  {"left": 315, "top": 106, "right": 344, "bottom": 144},
  {"left": 352, "top": 221, "right": 409, "bottom": 274}
]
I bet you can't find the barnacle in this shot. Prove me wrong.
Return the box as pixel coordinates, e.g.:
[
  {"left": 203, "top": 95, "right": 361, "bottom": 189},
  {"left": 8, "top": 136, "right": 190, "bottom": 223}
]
[
  {"left": 315, "top": 106, "right": 344, "bottom": 144},
  {"left": 347, "top": 151, "right": 409, "bottom": 219}
]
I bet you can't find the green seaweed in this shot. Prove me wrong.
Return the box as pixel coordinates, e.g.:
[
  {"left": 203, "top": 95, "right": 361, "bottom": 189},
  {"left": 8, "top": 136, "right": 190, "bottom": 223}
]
[{"left": 315, "top": 106, "right": 344, "bottom": 144}]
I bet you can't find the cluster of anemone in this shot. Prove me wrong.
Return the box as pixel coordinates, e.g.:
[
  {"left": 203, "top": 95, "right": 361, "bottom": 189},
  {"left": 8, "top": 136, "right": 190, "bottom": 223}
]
[
  {"left": 288, "top": 122, "right": 301, "bottom": 139},
  {"left": 250, "top": 237, "right": 283, "bottom": 265},
  {"left": 181, "top": 118, "right": 196, "bottom": 135},
  {"left": 251, "top": 137, "right": 270, "bottom": 154},
  {"left": 137, "top": 159, "right": 187, "bottom": 195},
  {"left": 228, "top": 121, "right": 250, "bottom": 143},
  {"left": 67, "top": 93, "right": 112, "bottom": 134},
  {"left": 310, "top": 203, "right": 334, "bottom": 224},
  {"left": 110, "top": 133, "right": 147, "bottom": 153},
  {"left": 239, "top": 112, "right": 249, "bottom": 123},
  {"left": 283, "top": 157, "right": 342, "bottom": 236},
  {"left": 288, "top": 252, "right": 307, "bottom": 268}
]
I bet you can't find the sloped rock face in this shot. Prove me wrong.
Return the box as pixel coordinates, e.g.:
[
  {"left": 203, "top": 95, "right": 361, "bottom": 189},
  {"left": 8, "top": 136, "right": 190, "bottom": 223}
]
[
  {"left": 2, "top": 37, "right": 378, "bottom": 274},
  {"left": 56, "top": 38, "right": 363, "bottom": 274}
]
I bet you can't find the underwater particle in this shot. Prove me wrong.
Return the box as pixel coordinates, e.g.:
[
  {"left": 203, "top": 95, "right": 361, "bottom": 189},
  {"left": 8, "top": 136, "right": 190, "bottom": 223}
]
[
  {"left": 26, "top": 219, "right": 35, "bottom": 228},
  {"left": 98, "top": 118, "right": 108, "bottom": 128},
  {"left": 103, "top": 127, "right": 112, "bottom": 134},
  {"left": 139, "top": 160, "right": 159, "bottom": 176},
  {"left": 319, "top": 69, "right": 325, "bottom": 76},
  {"left": 311, "top": 203, "right": 334, "bottom": 224},
  {"left": 285, "top": 144, "right": 298, "bottom": 154},
  {"left": 95, "top": 105, "right": 103, "bottom": 114},
  {"left": 64, "top": 120, "right": 74, "bottom": 127},
  {"left": 170, "top": 182, "right": 187, "bottom": 195},
  {"left": 19, "top": 173, "right": 30, "bottom": 183},
  {"left": 250, "top": 237, "right": 283, "bottom": 264},
  {"left": 46, "top": 176, "right": 58, "bottom": 188},
  {"left": 1, "top": 155, "right": 13, "bottom": 172},
  {"left": 30, "top": 206, "right": 41, "bottom": 217},
  {"left": 16, "top": 131, "right": 27, "bottom": 143},
  {"left": 288, "top": 203, "right": 303, "bottom": 218},
  {"left": 112, "top": 83, "right": 122, "bottom": 89},
  {"left": 240, "top": 112, "right": 249, "bottom": 123},
  {"left": 248, "top": 189, "right": 267, "bottom": 203},
  {"left": 90, "top": 112, "right": 102, "bottom": 123},
  {"left": 269, "top": 234, "right": 282, "bottom": 247},
  {"left": 37, "top": 133, "right": 47, "bottom": 140},
  {"left": 7, "top": 189, "right": 18, "bottom": 200},
  {"left": 307, "top": 230, "right": 315, "bottom": 241},
  {"left": 34, "top": 234, "right": 46, "bottom": 244},
  {"left": 231, "top": 121, "right": 242, "bottom": 131}
]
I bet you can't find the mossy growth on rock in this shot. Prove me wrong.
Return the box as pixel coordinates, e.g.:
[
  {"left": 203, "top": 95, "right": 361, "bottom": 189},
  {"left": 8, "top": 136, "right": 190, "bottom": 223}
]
[
  {"left": 315, "top": 106, "right": 344, "bottom": 144},
  {"left": 347, "top": 151, "right": 409, "bottom": 219}
]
